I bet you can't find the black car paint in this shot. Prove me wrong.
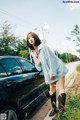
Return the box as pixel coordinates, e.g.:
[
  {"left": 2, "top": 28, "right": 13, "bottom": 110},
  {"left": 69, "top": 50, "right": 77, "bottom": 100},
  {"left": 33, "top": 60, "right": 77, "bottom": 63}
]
[{"left": 0, "top": 56, "right": 48, "bottom": 119}]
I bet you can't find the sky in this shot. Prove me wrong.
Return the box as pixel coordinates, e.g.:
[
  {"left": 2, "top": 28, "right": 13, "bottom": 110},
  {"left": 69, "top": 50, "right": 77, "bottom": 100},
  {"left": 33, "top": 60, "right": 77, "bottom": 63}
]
[{"left": 0, "top": 0, "right": 80, "bottom": 57}]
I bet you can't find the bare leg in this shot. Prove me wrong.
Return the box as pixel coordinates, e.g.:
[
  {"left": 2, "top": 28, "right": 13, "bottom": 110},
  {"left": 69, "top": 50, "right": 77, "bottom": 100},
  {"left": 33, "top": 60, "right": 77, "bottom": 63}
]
[
  {"left": 56, "top": 76, "right": 65, "bottom": 96},
  {"left": 49, "top": 82, "right": 56, "bottom": 95}
]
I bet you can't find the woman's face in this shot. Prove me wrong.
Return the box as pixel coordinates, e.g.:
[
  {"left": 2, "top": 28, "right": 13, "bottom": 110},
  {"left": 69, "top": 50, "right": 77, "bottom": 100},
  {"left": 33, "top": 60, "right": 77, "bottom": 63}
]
[{"left": 28, "top": 35, "right": 35, "bottom": 46}]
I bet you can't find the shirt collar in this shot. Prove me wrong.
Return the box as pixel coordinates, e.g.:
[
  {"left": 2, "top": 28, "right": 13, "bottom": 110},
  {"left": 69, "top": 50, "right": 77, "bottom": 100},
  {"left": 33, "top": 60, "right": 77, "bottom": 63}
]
[{"left": 31, "top": 43, "right": 43, "bottom": 54}]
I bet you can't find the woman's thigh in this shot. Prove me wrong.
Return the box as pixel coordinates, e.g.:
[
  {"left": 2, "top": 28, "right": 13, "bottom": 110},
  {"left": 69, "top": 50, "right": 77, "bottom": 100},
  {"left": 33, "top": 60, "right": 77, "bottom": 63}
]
[
  {"left": 56, "top": 76, "right": 65, "bottom": 95},
  {"left": 49, "top": 82, "right": 56, "bottom": 94}
]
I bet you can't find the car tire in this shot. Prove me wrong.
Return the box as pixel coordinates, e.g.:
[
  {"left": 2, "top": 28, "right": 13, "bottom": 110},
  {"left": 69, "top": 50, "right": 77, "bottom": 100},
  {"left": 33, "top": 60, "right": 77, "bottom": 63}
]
[{"left": 0, "top": 105, "right": 20, "bottom": 120}]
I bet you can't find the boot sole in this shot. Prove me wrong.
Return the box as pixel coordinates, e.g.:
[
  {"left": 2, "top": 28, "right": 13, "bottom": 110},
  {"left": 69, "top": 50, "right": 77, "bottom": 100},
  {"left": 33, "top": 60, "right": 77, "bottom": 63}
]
[{"left": 52, "top": 113, "right": 58, "bottom": 120}]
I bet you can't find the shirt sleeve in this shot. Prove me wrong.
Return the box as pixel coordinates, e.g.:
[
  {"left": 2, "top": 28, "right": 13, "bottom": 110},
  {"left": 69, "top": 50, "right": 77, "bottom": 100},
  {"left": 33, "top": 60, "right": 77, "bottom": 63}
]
[
  {"left": 43, "top": 45, "right": 57, "bottom": 77},
  {"left": 31, "top": 52, "right": 42, "bottom": 72}
]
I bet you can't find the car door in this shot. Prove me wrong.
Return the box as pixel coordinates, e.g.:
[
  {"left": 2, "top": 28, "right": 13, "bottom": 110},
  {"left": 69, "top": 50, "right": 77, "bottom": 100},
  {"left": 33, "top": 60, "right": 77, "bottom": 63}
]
[
  {"left": 17, "top": 58, "right": 48, "bottom": 115},
  {"left": 0, "top": 57, "right": 41, "bottom": 119},
  {"left": 0, "top": 57, "right": 39, "bottom": 103}
]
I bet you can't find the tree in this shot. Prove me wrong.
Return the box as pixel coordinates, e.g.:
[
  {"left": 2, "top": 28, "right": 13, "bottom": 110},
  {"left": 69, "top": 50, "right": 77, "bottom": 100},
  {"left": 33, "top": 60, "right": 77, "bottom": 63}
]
[
  {"left": 0, "top": 22, "right": 18, "bottom": 55},
  {"left": 17, "top": 39, "right": 30, "bottom": 59},
  {"left": 19, "top": 50, "right": 29, "bottom": 59},
  {"left": 71, "top": 25, "right": 80, "bottom": 56},
  {"left": 58, "top": 52, "right": 79, "bottom": 63}
]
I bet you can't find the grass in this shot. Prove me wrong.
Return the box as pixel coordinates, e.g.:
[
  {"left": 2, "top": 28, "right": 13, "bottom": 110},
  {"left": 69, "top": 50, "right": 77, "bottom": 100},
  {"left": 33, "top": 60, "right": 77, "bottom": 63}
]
[
  {"left": 76, "top": 64, "right": 80, "bottom": 72},
  {"left": 58, "top": 95, "right": 80, "bottom": 120}
]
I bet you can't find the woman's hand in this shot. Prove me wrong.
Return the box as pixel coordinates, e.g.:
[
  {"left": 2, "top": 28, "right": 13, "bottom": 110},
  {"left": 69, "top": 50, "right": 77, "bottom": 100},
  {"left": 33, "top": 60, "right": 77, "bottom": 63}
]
[
  {"left": 50, "top": 76, "right": 55, "bottom": 80},
  {"left": 37, "top": 57, "right": 41, "bottom": 66}
]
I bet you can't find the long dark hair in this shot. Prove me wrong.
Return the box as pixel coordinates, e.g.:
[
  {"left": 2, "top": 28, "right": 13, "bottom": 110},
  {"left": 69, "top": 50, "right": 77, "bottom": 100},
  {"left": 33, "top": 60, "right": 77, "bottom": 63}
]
[{"left": 27, "top": 32, "right": 41, "bottom": 50}]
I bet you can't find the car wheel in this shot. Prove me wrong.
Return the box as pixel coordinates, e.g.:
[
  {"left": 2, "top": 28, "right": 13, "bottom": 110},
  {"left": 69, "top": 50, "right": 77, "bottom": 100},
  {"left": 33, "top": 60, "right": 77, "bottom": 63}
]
[{"left": 0, "top": 106, "right": 20, "bottom": 120}]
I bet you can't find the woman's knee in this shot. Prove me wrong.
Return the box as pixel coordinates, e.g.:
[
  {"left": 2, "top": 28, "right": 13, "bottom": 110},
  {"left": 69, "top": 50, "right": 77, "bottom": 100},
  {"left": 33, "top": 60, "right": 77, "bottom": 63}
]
[{"left": 50, "top": 83, "right": 56, "bottom": 92}]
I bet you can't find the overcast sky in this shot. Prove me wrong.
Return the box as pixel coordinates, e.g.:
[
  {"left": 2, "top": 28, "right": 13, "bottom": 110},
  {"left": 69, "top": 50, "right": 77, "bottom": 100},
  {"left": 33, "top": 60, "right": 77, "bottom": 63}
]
[{"left": 0, "top": 0, "right": 80, "bottom": 57}]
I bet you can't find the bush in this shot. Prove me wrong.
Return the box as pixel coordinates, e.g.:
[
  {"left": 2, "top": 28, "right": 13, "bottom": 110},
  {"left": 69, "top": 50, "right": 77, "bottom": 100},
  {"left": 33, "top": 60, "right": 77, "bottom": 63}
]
[{"left": 76, "top": 65, "right": 80, "bottom": 72}]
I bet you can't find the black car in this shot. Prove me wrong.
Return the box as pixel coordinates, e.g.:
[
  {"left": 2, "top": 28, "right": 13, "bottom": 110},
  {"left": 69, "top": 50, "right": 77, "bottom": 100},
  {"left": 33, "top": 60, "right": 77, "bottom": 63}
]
[{"left": 0, "top": 56, "right": 48, "bottom": 120}]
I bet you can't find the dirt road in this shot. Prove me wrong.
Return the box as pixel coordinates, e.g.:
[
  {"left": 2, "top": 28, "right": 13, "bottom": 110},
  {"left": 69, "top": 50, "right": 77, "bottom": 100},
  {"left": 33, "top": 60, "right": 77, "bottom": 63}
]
[{"left": 65, "top": 61, "right": 80, "bottom": 86}]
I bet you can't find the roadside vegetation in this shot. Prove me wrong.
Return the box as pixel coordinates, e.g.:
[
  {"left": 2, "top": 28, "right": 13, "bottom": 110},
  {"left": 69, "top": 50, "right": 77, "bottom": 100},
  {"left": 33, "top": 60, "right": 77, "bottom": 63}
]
[
  {"left": 76, "top": 64, "right": 80, "bottom": 72},
  {"left": 59, "top": 95, "right": 80, "bottom": 120},
  {"left": 57, "top": 65, "right": 80, "bottom": 120}
]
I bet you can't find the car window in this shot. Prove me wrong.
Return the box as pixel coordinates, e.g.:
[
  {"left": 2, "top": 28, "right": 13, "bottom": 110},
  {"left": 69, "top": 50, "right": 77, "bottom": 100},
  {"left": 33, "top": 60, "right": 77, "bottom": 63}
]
[
  {"left": 0, "top": 64, "right": 7, "bottom": 78},
  {"left": 0, "top": 58, "right": 22, "bottom": 76},
  {"left": 19, "top": 59, "right": 35, "bottom": 72}
]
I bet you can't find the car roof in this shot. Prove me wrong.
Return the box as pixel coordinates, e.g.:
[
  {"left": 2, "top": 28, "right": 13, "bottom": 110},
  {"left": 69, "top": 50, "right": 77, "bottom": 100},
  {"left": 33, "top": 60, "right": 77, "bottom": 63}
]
[
  {"left": 0, "top": 55, "right": 33, "bottom": 64},
  {"left": 0, "top": 55, "right": 26, "bottom": 60},
  {"left": 0, "top": 55, "right": 20, "bottom": 59}
]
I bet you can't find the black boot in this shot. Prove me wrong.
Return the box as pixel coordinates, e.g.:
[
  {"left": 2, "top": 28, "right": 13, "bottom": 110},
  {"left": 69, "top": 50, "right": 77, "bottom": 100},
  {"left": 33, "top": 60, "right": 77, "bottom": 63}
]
[
  {"left": 58, "top": 93, "right": 66, "bottom": 114},
  {"left": 49, "top": 92, "right": 57, "bottom": 117},
  {"left": 46, "top": 92, "right": 50, "bottom": 98}
]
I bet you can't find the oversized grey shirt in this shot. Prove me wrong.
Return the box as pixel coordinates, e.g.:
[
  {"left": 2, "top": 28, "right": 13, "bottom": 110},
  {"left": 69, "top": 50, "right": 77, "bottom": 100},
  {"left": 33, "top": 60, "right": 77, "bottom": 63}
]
[{"left": 31, "top": 43, "right": 68, "bottom": 84}]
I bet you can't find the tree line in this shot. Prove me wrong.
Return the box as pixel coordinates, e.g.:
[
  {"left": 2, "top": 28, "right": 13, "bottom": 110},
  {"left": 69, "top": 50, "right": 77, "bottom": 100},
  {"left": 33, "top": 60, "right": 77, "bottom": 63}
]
[
  {"left": 0, "top": 22, "right": 30, "bottom": 59},
  {"left": 0, "top": 22, "right": 80, "bottom": 63}
]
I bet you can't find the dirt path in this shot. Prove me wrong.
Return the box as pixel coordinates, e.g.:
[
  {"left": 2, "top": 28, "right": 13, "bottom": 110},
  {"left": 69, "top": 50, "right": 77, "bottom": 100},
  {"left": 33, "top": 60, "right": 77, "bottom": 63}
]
[
  {"left": 69, "top": 73, "right": 80, "bottom": 96},
  {"left": 65, "top": 61, "right": 80, "bottom": 86}
]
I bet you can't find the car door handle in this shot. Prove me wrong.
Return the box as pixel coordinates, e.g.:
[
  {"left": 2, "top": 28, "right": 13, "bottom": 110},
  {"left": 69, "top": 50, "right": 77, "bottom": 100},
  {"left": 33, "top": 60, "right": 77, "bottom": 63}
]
[{"left": 7, "top": 81, "right": 17, "bottom": 86}]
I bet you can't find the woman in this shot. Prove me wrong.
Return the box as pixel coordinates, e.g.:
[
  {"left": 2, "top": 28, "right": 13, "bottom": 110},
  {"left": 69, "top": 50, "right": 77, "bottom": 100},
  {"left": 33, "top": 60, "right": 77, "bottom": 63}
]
[{"left": 26, "top": 32, "right": 68, "bottom": 117}]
